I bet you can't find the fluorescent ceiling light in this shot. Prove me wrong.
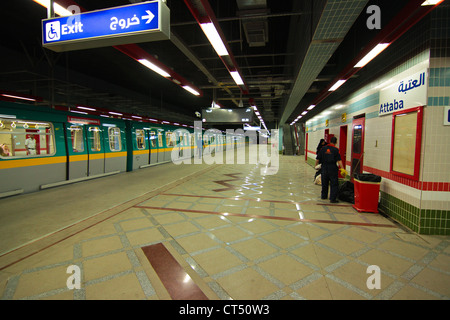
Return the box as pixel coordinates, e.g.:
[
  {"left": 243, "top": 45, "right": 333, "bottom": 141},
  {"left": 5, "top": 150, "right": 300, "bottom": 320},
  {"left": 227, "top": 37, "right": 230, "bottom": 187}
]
[
  {"left": 307, "top": 105, "right": 315, "bottom": 110},
  {"left": 200, "top": 22, "right": 229, "bottom": 56},
  {"left": 1, "top": 94, "right": 36, "bottom": 101},
  {"left": 77, "top": 106, "right": 96, "bottom": 111},
  {"left": 301, "top": 111, "right": 307, "bottom": 115},
  {"left": 354, "top": 43, "right": 390, "bottom": 68},
  {"left": 329, "top": 80, "right": 347, "bottom": 92},
  {"left": 182, "top": 86, "right": 200, "bottom": 96},
  {"left": 109, "top": 111, "right": 123, "bottom": 116},
  {"left": 33, "top": 0, "right": 73, "bottom": 16},
  {"left": 421, "top": 0, "right": 443, "bottom": 5},
  {"left": 230, "top": 71, "right": 244, "bottom": 85},
  {"left": 138, "top": 59, "right": 171, "bottom": 78}
]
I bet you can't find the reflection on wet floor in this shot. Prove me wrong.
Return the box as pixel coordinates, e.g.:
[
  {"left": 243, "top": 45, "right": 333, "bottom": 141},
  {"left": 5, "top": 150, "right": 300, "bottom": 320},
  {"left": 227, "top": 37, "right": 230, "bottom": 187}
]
[{"left": 1, "top": 156, "right": 449, "bottom": 300}]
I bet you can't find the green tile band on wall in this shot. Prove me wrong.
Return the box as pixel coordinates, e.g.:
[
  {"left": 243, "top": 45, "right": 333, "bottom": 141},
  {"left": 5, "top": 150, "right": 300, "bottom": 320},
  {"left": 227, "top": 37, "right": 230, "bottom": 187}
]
[
  {"left": 379, "top": 191, "right": 450, "bottom": 235},
  {"left": 307, "top": 157, "right": 316, "bottom": 167},
  {"left": 305, "top": 164, "right": 449, "bottom": 235}
]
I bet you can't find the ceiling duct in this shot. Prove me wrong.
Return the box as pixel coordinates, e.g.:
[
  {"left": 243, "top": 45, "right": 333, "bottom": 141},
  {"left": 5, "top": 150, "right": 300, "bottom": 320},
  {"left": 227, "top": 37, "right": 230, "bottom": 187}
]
[{"left": 237, "top": 0, "right": 269, "bottom": 47}]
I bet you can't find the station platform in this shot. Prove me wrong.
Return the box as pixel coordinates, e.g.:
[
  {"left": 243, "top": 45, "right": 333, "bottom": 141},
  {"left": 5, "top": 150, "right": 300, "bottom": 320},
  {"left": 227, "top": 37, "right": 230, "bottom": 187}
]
[{"left": 0, "top": 152, "right": 449, "bottom": 300}]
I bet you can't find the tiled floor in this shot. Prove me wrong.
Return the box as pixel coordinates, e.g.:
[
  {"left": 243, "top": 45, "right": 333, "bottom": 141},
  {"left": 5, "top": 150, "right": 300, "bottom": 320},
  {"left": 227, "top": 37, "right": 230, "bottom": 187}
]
[{"left": 0, "top": 153, "right": 449, "bottom": 300}]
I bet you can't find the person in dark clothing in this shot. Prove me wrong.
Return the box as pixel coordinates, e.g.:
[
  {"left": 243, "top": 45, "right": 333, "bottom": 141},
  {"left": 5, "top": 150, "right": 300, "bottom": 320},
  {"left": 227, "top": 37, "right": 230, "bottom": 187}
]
[
  {"left": 315, "top": 136, "right": 343, "bottom": 203},
  {"left": 316, "top": 139, "right": 328, "bottom": 156},
  {"left": 314, "top": 139, "right": 328, "bottom": 181}
]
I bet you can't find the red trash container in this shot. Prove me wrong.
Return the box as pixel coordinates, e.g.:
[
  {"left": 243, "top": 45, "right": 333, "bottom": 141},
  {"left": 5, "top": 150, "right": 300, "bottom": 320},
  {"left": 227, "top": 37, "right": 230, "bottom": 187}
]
[{"left": 352, "top": 174, "right": 381, "bottom": 213}]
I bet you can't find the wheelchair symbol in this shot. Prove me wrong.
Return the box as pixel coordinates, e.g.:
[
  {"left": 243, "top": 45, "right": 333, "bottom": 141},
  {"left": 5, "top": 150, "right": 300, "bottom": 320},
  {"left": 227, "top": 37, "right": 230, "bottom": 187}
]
[{"left": 46, "top": 21, "right": 60, "bottom": 41}]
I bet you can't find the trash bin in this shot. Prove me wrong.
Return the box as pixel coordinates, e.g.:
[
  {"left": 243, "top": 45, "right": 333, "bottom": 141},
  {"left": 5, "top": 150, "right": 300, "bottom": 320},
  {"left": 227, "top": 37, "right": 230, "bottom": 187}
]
[{"left": 352, "top": 173, "right": 381, "bottom": 213}]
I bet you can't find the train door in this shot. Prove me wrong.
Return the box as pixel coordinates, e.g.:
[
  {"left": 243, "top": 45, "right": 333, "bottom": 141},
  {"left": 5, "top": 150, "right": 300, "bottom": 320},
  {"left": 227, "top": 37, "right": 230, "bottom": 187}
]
[
  {"left": 67, "top": 124, "right": 88, "bottom": 180},
  {"left": 157, "top": 130, "right": 165, "bottom": 163},
  {"left": 149, "top": 130, "right": 158, "bottom": 165},
  {"left": 165, "top": 130, "right": 174, "bottom": 162},
  {"left": 350, "top": 115, "right": 365, "bottom": 180},
  {"left": 86, "top": 125, "right": 105, "bottom": 176},
  {"left": 339, "top": 125, "right": 347, "bottom": 178},
  {"left": 190, "top": 133, "right": 195, "bottom": 159}
]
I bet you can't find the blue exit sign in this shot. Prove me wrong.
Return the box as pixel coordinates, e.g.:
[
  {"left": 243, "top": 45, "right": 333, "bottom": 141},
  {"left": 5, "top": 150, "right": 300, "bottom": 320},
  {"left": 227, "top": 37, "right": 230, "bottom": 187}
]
[{"left": 42, "top": 0, "right": 170, "bottom": 52}]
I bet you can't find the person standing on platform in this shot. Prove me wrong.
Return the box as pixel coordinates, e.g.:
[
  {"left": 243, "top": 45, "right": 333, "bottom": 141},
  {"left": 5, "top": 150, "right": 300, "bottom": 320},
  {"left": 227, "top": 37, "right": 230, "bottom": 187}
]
[
  {"left": 314, "top": 139, "right": 328, "bottom": 181},
  {"left": 315, "top": 136, "right": 343, "bottom": 203},
  {"left": 316, "top": 139, "right": 328, "bottom": 156}
]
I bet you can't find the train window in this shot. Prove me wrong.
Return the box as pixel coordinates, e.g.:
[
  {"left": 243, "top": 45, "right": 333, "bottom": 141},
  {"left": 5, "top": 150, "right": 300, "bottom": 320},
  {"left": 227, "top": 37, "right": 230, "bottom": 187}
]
[
  {"left": 136, "top": 129, "right": 146, "bottom": 149},
  {"left": 166, "top": 131, "right": 174, "bottom": 147},
  {"left": 70, "top": 126, "right": 85, "bottom": 152},
  {"left": 88, "top": 127, "right": 101, "bottom": 152},
  {"left": 108, "top": 127, "right": 122, "bottom": 151},
  {"left": 149, "top": 131, "right": 156, "bottom": 148},
  {"left": 158, "top": 131, "right": 163, "bottom": 147},
  {"left": 0, "top": 118, "right": 55, "bottom": 158}
]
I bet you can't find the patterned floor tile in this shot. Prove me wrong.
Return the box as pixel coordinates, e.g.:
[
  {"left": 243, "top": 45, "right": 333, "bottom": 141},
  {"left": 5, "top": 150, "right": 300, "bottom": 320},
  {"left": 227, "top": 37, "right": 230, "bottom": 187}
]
[{"left": 1, "top": 155, "right": 449, "bottom": 301}]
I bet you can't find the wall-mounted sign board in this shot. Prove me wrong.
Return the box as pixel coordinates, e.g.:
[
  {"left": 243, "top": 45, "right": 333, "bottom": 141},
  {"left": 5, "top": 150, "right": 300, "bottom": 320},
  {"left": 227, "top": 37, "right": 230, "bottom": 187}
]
[{"left": 42, "top": 0, "right": 170, "bottom": 52}]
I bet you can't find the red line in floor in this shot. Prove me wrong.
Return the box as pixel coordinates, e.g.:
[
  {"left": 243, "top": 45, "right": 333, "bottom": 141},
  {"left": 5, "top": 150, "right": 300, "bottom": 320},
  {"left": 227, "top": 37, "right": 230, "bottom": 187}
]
[
  {"left": 159, "top": 193, "right": 353, "bottom": 207},
  {"left": 134, "top": 205, "right": 397, "bottom": 228},
  {"left": 141, "top": 243, "right": 208, "bottom": 300}
]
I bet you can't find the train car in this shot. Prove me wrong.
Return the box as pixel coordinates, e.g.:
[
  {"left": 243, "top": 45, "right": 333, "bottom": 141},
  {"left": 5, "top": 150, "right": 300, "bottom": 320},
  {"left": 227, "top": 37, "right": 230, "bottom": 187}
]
[
  {"left": 126, "top": 120, "right": 196, "bottom": 171},
  {"left": 0, "top": 100, "right": 239, "bottom": 198},
  {"left": 0, "top": 101, "right": 129, "bottom": 196}
]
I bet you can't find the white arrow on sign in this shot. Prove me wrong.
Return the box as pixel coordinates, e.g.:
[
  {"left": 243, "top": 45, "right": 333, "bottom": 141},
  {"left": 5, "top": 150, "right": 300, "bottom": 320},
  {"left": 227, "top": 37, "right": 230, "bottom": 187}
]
[{"left": 141, "top": 10, "right": 155, "bottom": 24}]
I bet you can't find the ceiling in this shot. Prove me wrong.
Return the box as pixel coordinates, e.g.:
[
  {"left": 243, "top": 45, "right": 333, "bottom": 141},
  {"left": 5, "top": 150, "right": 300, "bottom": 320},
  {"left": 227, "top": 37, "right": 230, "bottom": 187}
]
[{"left": 0, "top": 0, "right": 425, "bottom": 129}]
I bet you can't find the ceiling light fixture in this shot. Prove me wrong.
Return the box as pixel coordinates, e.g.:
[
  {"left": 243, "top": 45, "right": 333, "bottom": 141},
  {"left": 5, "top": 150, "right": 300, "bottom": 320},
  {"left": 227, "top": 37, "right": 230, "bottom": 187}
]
[
  {"left": 230, "top": 71, "right": 244, "bottom": 86},
  {"left": 354, "top": 43, "right": 390, "bottom": 68},
  {"left": 138, "top": 59, "right": 171, "bottom": 78},
  {"left": 182, "top": 85, "right": 200, "bottom": 96},
  {"left": 328, "top": 80, "right": 347, "bottom": 92},
  {"left": 1, "top": 94, "right": 36, "bottom": 102},
  {"left": 33, "top": 0, "right": 73, "bottom": 16},
  {"left": 421, "top": 0, "right": 444, "bottom": 6},
  {"left": 77, "top": 106, "right": 96, "bottom": 111},
  {"left": 200, "top": 22, "right": 229, "bottom": 57}
]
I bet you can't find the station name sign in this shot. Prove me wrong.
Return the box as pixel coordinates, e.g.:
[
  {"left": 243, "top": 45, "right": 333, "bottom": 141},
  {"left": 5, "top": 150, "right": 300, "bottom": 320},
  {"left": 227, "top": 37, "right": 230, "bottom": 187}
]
[
  {"left": 378, "top": 69, "right": 428, "bottom": 116},
  {"left": 42, "top": 0, "right": 170, "bottom": 52}
]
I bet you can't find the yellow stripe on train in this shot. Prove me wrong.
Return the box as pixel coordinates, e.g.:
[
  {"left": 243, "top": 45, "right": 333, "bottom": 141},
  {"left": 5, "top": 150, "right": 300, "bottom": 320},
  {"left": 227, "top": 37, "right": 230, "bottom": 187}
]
[{"left": 0, "top": 156, "right": 67, "bottom": 169}]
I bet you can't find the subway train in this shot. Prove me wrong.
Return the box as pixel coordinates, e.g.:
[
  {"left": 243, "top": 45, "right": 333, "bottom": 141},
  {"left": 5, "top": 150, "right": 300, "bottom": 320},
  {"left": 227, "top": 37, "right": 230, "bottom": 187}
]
[{"left": 0, "top": 100, "right": 240, "bottom": 198}]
